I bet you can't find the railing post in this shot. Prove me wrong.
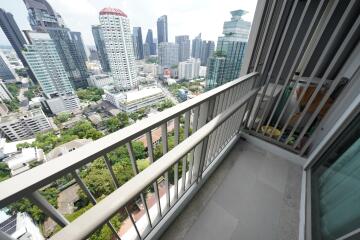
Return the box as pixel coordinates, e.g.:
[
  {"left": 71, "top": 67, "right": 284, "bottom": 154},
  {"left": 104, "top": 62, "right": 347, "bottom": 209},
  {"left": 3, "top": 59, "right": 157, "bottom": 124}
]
[{"left": 28, "top": 191, "right": 69, "bottom": 227}]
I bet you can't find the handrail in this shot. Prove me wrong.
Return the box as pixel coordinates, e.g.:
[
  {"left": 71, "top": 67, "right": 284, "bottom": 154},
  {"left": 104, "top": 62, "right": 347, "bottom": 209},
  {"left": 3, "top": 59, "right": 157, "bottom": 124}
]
[
  {"left": 50, "top": 87, "right": 259, "bottom": 240},
  {"left": 0, "top": 72, "right": 258, "bottom": 207}
]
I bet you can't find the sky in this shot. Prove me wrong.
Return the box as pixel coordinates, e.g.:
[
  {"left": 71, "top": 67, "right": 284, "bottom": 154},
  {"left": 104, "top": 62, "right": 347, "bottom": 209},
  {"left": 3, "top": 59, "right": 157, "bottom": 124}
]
[{"left": 0, "top": 0, "right": 257, "bottom": 46}]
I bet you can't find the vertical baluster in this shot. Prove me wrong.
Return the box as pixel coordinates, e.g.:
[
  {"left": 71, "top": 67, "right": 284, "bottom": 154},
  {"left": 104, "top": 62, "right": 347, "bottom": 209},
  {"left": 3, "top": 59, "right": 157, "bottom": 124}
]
[
  {"left": 127, "top": 142, "right": 153, "bottom": 229},
  {"left": 145, "top": 132, "right": 162, "bottom": 220},
  {"left": 71, "top": 171, "right": 124, "bottom": 240},
  {"left": 160, "top": 123, "right": 171, "bottom": 210},
  {"left": 28, "top": 191, "right": 69, "bottom": 227},
  {"left": 181, "top": 111, "right": 191, "bottom": 195},
  {"left": 173, "top": 116, "right": 180, "bottom": 201},
  {"left": 187, "top": 106, "right": 199, "bottom": 186}
]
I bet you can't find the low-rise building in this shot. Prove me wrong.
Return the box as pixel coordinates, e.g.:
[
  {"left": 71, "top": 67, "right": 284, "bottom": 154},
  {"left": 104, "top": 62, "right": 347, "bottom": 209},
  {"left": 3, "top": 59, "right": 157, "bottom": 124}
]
[
  {"left": 104, "top": 87, "right": 165, "bottom": 113},
  {"left": 3, "top": 147, "right": 45, "bottom": 176},
  {"left": 46, "top": 139, "right": 93, "bottom": 160},
  {"left": 0, "top": 108, "right": 52, "bottom": 141},
  {"left": 87, "top": 74, "right": 113, "bottom": 88}
]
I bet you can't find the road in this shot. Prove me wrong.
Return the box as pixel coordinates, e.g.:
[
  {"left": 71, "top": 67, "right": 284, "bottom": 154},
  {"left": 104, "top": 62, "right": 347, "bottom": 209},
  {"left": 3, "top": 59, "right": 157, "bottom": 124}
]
[{"left": 157, "top": 80, "right": 178, "bottom": 104}]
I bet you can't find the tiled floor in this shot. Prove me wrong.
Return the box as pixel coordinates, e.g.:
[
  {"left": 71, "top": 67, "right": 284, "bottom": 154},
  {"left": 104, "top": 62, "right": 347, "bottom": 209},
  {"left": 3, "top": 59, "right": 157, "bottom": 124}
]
[{"left": 160, "top": 140, "right": 302, "bottom": 240}]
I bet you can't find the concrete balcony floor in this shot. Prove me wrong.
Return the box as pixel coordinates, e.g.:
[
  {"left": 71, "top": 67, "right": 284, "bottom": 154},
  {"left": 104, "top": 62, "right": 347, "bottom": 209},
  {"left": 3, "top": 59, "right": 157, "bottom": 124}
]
[{"left": 160, "top": 140, "right": 302, "bottom": 240}]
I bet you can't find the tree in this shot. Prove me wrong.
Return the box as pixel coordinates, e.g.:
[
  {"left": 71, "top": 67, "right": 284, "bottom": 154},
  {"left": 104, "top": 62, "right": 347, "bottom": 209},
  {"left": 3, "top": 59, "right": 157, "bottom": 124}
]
[
  {"left": 77, "top": 87, "right": 104, "bottom": 102},
  {"left": 106, "top": 116, "right": 121, "bottom": 133},
  {"left": 0, "top": 162, "right": 10, "bottom": 182},
  {"left": 16, "top": 142, "right": 32, "bottom": 150},
  {"left": 32, "top": 132, "right": 59, "bottom": 153},
  {"left": 6, "top": 83, "right": 19, "bottom": 97},
  {"left": 157, "top": 99, "right": 175, "bottom": 112},
  {"left": 54, "top": 112, "right": 71, "bottom": 125},
  {"left": 4, "top": 99, "right": 20, "bottom": 112},
  {"left": 24, "top": 89, "right": 35, "bottom": 100},
  {"left": 63, "top": 120, "right": 103, "bottom": 140}
]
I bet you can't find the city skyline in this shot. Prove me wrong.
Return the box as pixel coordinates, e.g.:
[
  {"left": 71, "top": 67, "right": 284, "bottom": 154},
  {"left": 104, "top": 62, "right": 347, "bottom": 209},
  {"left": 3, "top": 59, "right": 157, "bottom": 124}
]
[{"left": 0, "top": 0, "right": 256, "bottom": 46}]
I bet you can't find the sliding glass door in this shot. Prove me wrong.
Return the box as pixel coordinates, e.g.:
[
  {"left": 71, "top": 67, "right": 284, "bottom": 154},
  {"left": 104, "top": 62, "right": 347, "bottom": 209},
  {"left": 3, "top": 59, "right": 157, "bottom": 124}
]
[{"left": 311, "top": 113, "right": 360, "bottom": 239}]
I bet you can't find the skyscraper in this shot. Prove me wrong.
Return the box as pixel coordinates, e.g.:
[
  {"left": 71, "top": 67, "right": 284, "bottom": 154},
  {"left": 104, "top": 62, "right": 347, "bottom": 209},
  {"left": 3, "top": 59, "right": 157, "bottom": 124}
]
[
  {"left": 132, "top": 27, "right": 144, "bottom": 60},
  {"left": 200, "top": 40, "right": 215, "bottom": 66},
  {"left": 143, "top": 43, "right": 150, "bottom": 59},
  {"left": 23, "top": 31, "right": 80, "bottom": 114},
  {"left": 70, "top": 31, "right": 88, "bottom": 62},
  {"left": 99, "top": 8, "right": 138, "bottom": 91},
  {"left": 157, "top": 15, "right": 168, "bottom": 44},
  {"left": 91, "top": 25, "right": 110, "bottom": 72},
  {"left": 0, "top": 8, "right": 36, "bottom": 82},
  {"left": 23, "top": 0, "right": 89, "bottom": 89},
  {"left": 192, "top": 33, "right": 202, "bottom": 59},
  {"left": 158, "top": 42, "right": 179, "bottom": 68},
  {"left": 206, "top": 10, "right": 251, "bottom": 89},
  {"left": 0, "top": 51, "right": 18, "bottom": 81},
  {"left": 175, "top": 35, "right": 190, "bottom": 62},
  {"left": 145, "top": 29, "right": 156, "bottom": 55}
]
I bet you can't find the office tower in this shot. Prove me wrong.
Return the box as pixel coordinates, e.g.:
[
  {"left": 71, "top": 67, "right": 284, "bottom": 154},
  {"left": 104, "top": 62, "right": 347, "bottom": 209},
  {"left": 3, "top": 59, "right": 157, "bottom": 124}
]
[
  {"left": 88, "top": 47, "right": 99, "bottom": 61},
  {"left": 143, "top": 43, "right": 150, "bottom": 59},
  {"left": 0, "top": 8, "right": 36, "bottom": 82},
  {"left": 157, "top": 15, "right": 168, "bottom": 44},
  {"left": 200, "top": 41, "right": 215, "bottom": 66},
  {"left": 0, "top": 108, "right": 52, "bottom": 141},
  {"left": 23, "top": 0, "right": 89, "bottom": 89},
  {"left": 192, "top": 33, "right": 202, "bottom": 59},
  {"left": 0, "top": 51, "right": 18, "bottom": 81},
  {"left": 0, "top": 80, "right": 13, "bottom": 101},
  {"left": 178, "top": 58, "right": 200, "bottom": 80},
  {"left": 146, "top": 29, "right": 156, "bottom": 55},
  {"left": 91, "top": 25, "right": 110, "bottom": 72},
  {"left": 206, "top": 10, "right": 251, "bottom": 89},
  {"left": 70, "top": 31, "right": 88, "bottom": 62},
  {"left": 132, "top": 27, "right": 144, "bottom": 60},
  {"left": 158, "top": 42, "right": 179, "bottom": 68},
  {"left": 99, "top": 8, "right": 138, "bottom": 90},
  {"left": 175, "top": 35, "right": 190, "bottom": 62},
  {"left": 23, "top": 31, "right": 80, "bottom": 114}
]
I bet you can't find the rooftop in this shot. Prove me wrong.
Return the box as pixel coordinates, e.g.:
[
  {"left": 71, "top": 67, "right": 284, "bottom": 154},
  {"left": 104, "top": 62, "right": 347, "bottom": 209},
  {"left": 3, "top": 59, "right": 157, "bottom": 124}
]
[{"left": 100, "top": 7, "right": 127, "bottom": 17}]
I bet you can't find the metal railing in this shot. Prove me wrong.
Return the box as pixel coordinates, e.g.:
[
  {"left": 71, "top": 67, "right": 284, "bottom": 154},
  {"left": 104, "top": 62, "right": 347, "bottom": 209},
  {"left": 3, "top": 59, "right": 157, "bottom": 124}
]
[{"left": 0, "top": 72, "right": 258, "bottom": 240}]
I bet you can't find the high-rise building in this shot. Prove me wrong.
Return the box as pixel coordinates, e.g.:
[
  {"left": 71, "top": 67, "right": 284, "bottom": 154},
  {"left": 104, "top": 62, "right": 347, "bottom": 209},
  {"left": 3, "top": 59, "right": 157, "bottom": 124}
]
[
  {"left": 0, "top": 80, "right": 13, "bottom": 101},
  {"left": 158, "top": 42, "right": 179, "bottom": 68},
  {"left": 0, "top": 8, "right": 36, "bottom": 82},
  {"left": 206, "top": 10, "right": 251, "bottom": 89},
  {"left": 175, "top": 35, "right": 190, "bottom": 62},
  {"left": 200, "top": 40, "right": 215, "bottom": 66},
  {"left": 99, "top": 8, "right": 138, "bottom": 91},
  {"left": 88, "top": 47, "right": 99, "bottom": 61},
  {"left": 132, "top": 27, "right": 144, "bottom": 60},
  {"left": 70, "top": 31, "right": 88, "bottom": 62},
  {"left": 178, "top": 58, "right": 200, "bottom": 80},
  {"left": 23, "top": 31, "right": 80, "bottom": 114},
  {"left": 143, "top": 43, "right": 150, "bottom": 59},
  {"left": 157, "top": 15, "right": 168, "bottom": 44},
  {"left": 145, "top": 29, "right": 156, "bottom": 55},
  {"left": 23, "top": 0, "right": 89, "bottom": 89},
  {"left": 91, "top": 25, "right": 110, "bottom": 72},
  {"left": 0, "top": 51, "right": 18, "bottom": 82},
  {"left": 191, "top": 33, "right": 202, "bottom": 59}
]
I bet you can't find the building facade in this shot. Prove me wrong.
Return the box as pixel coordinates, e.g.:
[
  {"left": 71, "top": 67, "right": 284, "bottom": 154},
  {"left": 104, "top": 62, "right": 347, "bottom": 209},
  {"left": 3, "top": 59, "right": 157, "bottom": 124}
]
[
  {"left": 206, "top": 9, "right": 251, "bottom": 89},
  {"left": 157, "top": 15, "right": 168, "bottom": 44},
  {"left": 23, "top": 0, "right": 89, "bottom": 89},
  {"left": 191, "top": 33, "right": 202, "bottom": 59},
  {"left": 200, "top": 40, "right": 215, "bottom": 66},
  {"left": 23, "top": 31, "right": 80, "bottom": 114},
  {"left": 0, "top": 108, "right": 52, "bottom": 141},
  {"left": 0, "top": 51, "right": 18, "bottom": 81},
  {"left": 91, "top": 25, "right": 110, "bottom": 72},
  {"left": 88, "top": 74, "right": 113, "bottom": 88},
  {"left": 178, "top": 58, "right": 200, "bottom": 80},
  {"left": 145, "top": 29, "right": 156, "bottom": 55},
  {"left": 0, "top": 8, "right": 36, "bottom": 82},
  {"left": 175, "top": 35, "right": 190, "bottom": 62},
  {"left": 99, "top": 8, "right": 138, "bottom": 91},
  {"left": 132, "top": 27, "right": 144, "bottom": 60},
  {"left": 0, "top": 80, "right": 13, "bottom": 101},
  {"left": 158, "top": 42, "right": 179, "bottom": 68},
  {"left": 70, "top": 31, "right": 88, "bottom": 62}
]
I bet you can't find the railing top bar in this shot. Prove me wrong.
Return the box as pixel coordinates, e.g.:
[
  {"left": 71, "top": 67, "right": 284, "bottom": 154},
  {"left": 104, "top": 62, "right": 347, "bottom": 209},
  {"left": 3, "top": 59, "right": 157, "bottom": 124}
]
[
  {"left": 0, "top": 72, "right": 257, "bottom": 207},
  {"left": 50, "top": 87, "right": 259, "bottom": 240}
]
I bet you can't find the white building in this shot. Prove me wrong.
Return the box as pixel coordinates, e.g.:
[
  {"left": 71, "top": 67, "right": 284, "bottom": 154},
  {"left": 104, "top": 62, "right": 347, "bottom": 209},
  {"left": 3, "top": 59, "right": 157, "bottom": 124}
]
[
  {"left": 0, "top": 108, "right": 52, "bottom": 141},
  {"left": 23, "top": 31, "right": 80, "bottom": 114},
  {"left": 104, "top": 87, "right": 165, "bottom": 112},
  {"left": 0, "top": 50, "right": 18, "bottom": 82},
  {"left": 178, "top": 58, "right": 201, "bottom": 80},
  {"left": 0, "top": 212, "right": 44, "bottom": 240},
  {"left": 88, "top": 74, "right": 114, "bottom": 88},
  {"left": 3, "top": 147, "right": 45, "bottom": 176},
  {"left": 99, "top": 8, "right": 138, "bottom": 91},
  {"left": 0, "top": 80, "right": 13, "bottom": 101}
]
